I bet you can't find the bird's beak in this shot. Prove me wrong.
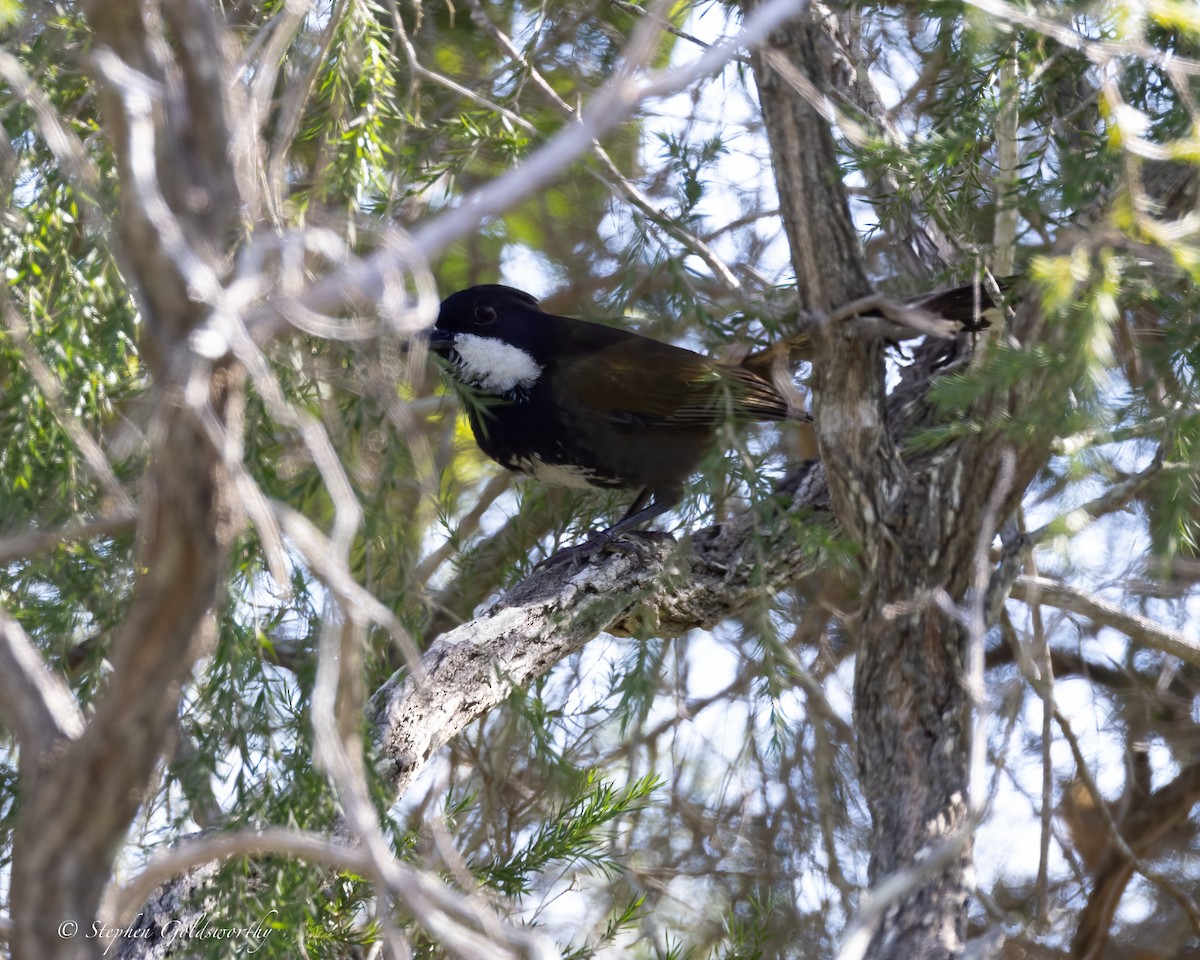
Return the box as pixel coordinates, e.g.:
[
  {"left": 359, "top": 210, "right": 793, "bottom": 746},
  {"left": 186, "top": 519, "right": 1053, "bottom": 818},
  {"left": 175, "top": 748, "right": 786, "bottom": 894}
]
[{"left": 427, "top": 328, "right": 455, "bottom": 354}]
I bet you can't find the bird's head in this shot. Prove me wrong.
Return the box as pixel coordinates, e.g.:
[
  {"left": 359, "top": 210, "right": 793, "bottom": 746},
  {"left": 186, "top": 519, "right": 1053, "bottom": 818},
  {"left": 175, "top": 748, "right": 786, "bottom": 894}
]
[{"left": 430, "top": 285, "right": 548, "bottom": 397}]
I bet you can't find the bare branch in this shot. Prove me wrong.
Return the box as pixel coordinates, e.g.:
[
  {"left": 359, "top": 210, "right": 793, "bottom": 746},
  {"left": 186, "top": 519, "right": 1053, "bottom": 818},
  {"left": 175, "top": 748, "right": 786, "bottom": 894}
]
[
  {"left": 1010, "top": 575, "right": 1200, "bottom": 667},
  {"left": 371, "top": 461, "right": 831, "bottom": 798},
  {"left": 0, "top": 511, "right": 136, "bottom": 567},
  {"left": 0, "top": 611, "right": 85, "bottom": 753},
  {"left": 108, "top": 827, "right": 559, "bottom": 960},
  {"left": 1028, "top": 462, "right": 1161, "bottom": 544}
]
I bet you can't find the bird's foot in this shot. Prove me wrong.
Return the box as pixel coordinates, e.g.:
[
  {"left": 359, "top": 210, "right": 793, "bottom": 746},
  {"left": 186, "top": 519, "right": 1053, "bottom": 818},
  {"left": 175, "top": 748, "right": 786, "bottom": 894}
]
[
  {"left": 603, "top": 529, "right": 675, "bottom": 553},
  {"left": 537, "top": 529, "right": 676, "bottom": 573}
]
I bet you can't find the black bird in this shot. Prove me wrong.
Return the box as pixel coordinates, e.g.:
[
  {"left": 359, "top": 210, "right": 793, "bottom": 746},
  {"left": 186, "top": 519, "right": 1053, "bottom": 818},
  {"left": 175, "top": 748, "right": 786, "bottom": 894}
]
[{"left": 429, "top": 284, "right": 802, "bottom": 561}]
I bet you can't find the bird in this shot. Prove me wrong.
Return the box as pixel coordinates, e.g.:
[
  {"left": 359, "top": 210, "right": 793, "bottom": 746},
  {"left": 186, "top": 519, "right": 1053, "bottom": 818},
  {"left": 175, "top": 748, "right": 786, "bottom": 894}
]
[{"left": 429, "top": 284, "right": 804, "bottom": 564}]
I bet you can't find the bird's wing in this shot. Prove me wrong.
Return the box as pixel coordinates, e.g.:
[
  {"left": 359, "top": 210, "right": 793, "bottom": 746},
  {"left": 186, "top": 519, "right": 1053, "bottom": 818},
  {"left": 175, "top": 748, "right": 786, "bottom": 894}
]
[{"left": 558, "top": 335, "right": 791, "bottom": 428}]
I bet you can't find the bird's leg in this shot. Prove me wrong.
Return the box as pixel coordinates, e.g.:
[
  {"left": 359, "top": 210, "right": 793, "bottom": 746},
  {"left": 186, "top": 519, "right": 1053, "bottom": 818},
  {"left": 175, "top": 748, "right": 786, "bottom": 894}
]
[{"left": 599, "top": 486, "right": 679, "bottom": 541}]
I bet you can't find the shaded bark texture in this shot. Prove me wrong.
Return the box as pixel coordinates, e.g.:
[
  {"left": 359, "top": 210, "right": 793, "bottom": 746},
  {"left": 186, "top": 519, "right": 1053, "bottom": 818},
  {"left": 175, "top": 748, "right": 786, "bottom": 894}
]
[{"left": 743, "top": 3, "right": 1054, "bottom": 957}]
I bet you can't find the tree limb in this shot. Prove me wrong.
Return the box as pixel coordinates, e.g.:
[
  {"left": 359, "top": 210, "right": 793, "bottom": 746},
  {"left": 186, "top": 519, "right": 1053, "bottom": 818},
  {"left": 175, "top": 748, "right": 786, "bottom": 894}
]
[
  {"left": 110, "top": 828, "right": 559, "bottom": 960},
  {"left": 1010, "top": 575, "right": 1200, "bottom": 667},
  {"left": 8, "top": 4, "right": 241, "bottom": 956}
]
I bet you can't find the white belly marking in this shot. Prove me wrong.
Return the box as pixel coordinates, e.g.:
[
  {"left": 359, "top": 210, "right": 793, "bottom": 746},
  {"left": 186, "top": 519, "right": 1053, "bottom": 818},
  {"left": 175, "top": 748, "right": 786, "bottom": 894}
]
[{"left": 514, "top": 456, "right": 601, "bottom": 489}]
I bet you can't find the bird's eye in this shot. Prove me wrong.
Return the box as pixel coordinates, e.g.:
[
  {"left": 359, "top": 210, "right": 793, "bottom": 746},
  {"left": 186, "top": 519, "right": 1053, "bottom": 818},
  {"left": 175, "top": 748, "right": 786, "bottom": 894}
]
[{"left": 474, "top": 306, "right": 497, "bottom": 326}]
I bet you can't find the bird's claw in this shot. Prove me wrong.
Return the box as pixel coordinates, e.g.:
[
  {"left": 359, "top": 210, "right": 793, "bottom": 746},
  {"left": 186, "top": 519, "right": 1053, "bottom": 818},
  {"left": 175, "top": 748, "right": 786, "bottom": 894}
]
[{"left": 536, "top": 529, "right": 676, "bottom": 573}]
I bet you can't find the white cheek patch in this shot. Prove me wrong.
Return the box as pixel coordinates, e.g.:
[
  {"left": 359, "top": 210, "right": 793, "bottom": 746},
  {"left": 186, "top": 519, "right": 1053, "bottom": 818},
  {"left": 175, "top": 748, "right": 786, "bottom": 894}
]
[{"left": 451, "top": 333, "right": 543, "bottom": 394}]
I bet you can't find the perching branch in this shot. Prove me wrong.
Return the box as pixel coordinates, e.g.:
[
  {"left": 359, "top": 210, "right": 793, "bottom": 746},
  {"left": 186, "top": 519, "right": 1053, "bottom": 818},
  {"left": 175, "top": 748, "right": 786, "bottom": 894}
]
[{"left": 371, "top": 460, "right": 832, "bottom": 798}]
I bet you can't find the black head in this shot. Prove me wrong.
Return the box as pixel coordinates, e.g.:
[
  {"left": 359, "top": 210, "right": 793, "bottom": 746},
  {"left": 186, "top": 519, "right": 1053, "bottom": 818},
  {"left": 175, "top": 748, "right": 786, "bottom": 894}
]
[
  {"left": 435, "top": 285, "right": 541, "bottom": 334},
  {"left": 430, "top": 285, "right": 553, "bottom": 397}
]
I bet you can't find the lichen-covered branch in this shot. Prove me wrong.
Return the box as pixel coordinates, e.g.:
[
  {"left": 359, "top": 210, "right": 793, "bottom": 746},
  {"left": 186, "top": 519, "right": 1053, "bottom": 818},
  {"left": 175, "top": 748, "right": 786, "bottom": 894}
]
[{"left": 370, "top": 461, "right": 833, "bottom": 798}]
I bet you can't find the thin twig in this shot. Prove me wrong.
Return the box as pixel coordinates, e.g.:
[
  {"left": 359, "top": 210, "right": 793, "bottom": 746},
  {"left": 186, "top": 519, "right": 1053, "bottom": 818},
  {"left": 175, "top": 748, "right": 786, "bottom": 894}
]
[
  {"left": 466, "top": 0, "right": 744, "bottom": 290},
  {"left": 607, "top": 0, "right": 738, "bottom": 58},
  {"left": 1010, "top": 575, "right": 1200, "bottom": 667},
  {"left": 248, "top": 0, "right": 808, "bottom": 338},
  {"left": 1028, "top": 462, "right": 1161, "bottom": 545},
  {"left": 264, "top": 0, "right": 348, "bottom": 221},
  {"left": 0, "top": 511, "right": 137, "bottom": 567}
]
